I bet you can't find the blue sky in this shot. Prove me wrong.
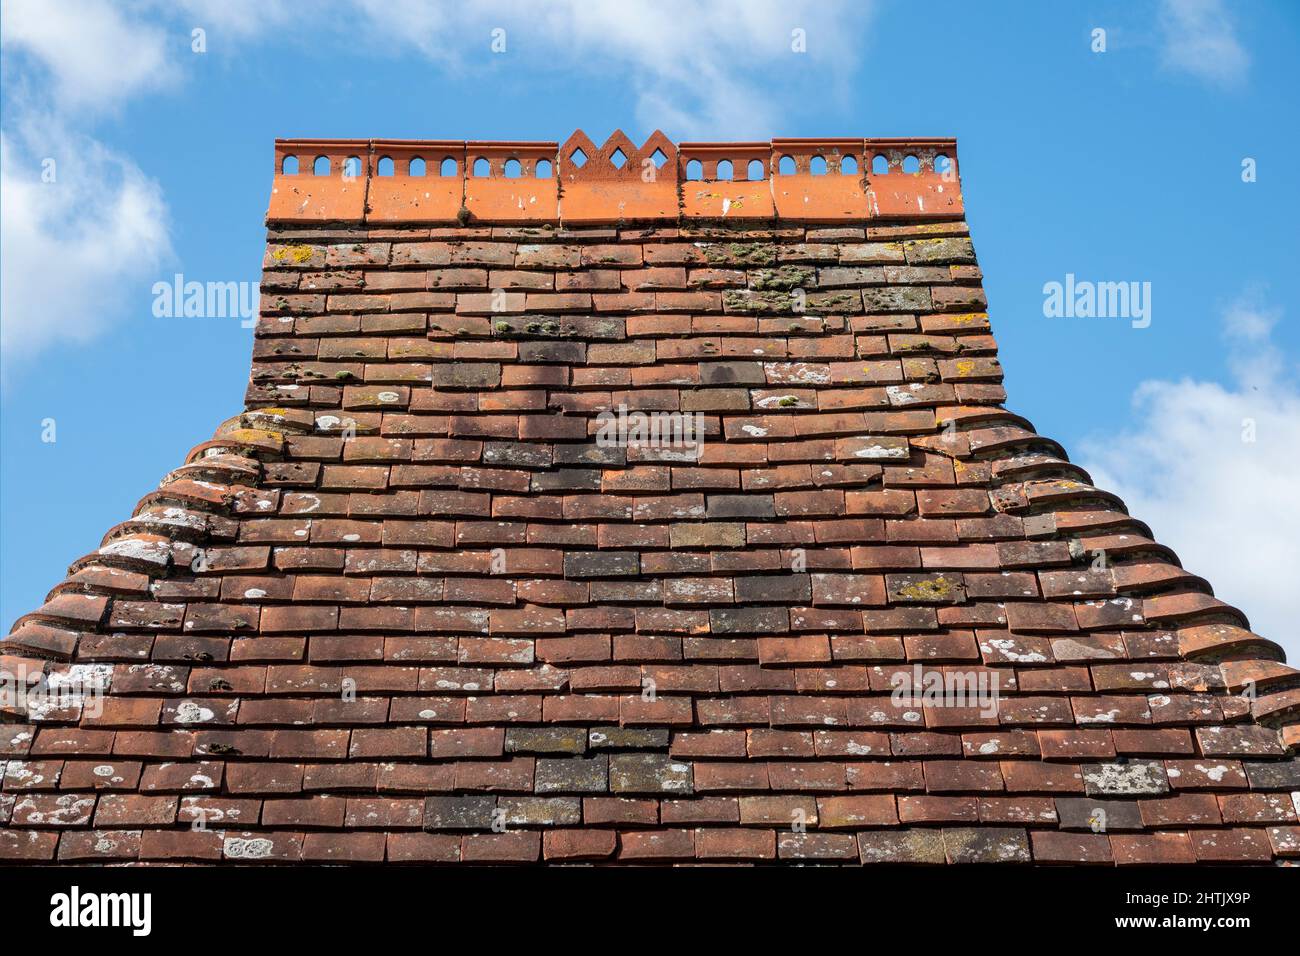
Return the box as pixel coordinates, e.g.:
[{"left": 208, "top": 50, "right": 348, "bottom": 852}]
[{"left": 2, "top": 0, "right": 1298, "bottom": 658}]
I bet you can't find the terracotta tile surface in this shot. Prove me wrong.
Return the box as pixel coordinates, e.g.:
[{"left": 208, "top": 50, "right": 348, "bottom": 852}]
[{"left": 2, "top": 131, "right": 1296, "bottom": 865}]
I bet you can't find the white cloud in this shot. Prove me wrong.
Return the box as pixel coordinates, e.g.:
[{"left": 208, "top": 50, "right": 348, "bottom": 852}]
[
  {"left": 1, "top": 1, "right": 175, "bottom": 370},
  {"left": 1158, "top": 0, "right": 1249, "bottom": 87},
  {"left": 347, "top": 0, "right": 873, "bottom": 139},
  {"left": 0, "top": 0, "right": 175, "bottom": 110},
  {"left": 164, "top": 0, "right": 292, "bottom": 39},
  {"left": 0, "top": 121, "right": 171, "bottom": 364},
  {"left": 1223, "top": 287, "right": 1279, "bottom": 342},
  {"left": 1079, "top": 292, "right": 1299, "bottom": 662}
]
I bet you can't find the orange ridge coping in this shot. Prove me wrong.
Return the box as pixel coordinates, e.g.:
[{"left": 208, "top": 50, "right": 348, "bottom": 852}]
[{"left": 267, "top": 130, "right": 963, "bottom": 226}]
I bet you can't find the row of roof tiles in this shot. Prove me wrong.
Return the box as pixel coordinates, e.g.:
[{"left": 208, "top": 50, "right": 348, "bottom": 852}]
[{"left": 6, "top": 825, "right": 1295, "bottom": 865}]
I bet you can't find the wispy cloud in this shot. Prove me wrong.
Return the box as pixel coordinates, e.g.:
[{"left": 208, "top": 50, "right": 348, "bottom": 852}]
[
  {"left": 163, "top": 0, "right": 292, "bottom": 39},
  {"left": 0, "top": 0, "right": 175, "bottom": 370},
  {"left": 1, "top": 0, "right": 176, "bottom": 110},
  {"left": 347, "top": 0, "right": 874, "bottom": 139},
  {"left": 1079, "top": 289, "right": 1299, "bottom": 662},
  {"left": 0, "top": 122, "right": 170, "bottom": 363},
  {"left": 1157, "top": 0, "right": 1249, "bottom": 87}
]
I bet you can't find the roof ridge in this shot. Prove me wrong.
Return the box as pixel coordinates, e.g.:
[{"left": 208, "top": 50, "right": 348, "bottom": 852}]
[{"left": 268, "top": 131, "right": 965, "bottom": 226}]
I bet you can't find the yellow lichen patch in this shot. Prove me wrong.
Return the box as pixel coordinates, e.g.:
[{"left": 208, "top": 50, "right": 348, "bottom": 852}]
[
  {"left": 896, "top": 576, "right": 958, "bottom": 601},
  {"left": 692, "top": 190, "right": 745, "bottom": 211},
  {"left": 955, "top": 359, "right": 975, "bottom": 377},
  {"left": 945, "top": 312, "right": 986, "bottom": 326},
  {"left": 271, "top": 244, "right": 316, "bottom": 263},
  {"left": 224, "top": 427, "right": 285, "bottom": 445}
]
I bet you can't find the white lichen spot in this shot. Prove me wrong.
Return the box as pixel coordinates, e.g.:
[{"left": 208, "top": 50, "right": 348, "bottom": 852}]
[
  {"left": 173, "top": 701, "right": 215, "bottom": 724},
  {"left": 984, "top": 638, "right": 1048, "bottom": 663},
  {"left": 853, "top": 443, "right": 907, "bottom": 460},
  {"left": 224, "top": 836, "right": 275, "bottom": 859},
  {"left": 1194, "top": 763, "right": 1232, "bottom": 783}
]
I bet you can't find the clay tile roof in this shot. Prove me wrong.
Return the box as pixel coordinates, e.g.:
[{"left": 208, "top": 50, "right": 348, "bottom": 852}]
[{"left": 2, "top": 130, "right": 1296, "bottom": 867}]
